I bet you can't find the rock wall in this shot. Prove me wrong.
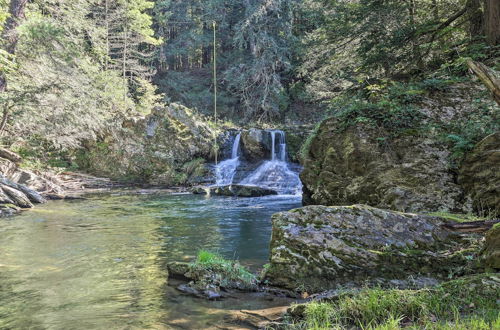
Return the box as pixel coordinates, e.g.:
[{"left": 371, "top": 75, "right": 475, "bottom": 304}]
[
  {"left": 263, "top": 204, "right": 472, "bottom": 292},
  {"left": 459, "top": 132, "right": 500, "bottom": 216},
  {"left": 300, "top": 120, "right": 464, "bottom": 212},
  {"left": 76, "top": 103, "right": 215, "bottom": 185}
]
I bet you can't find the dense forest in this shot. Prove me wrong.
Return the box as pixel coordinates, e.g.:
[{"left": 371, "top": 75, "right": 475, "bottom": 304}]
[
  {"left": 1, "top": 0, "right": 498, "bottom": 149},
  {"left": 0, "top": 1, "right": 499, "bottom": 328}
]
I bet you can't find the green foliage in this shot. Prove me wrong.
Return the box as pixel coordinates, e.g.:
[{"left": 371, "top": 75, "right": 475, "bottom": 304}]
[
  {"left": 190, "top": 250, "right": 257, "bottom": 289},
  {"left": 329, "top": 81, "right": 429, "bottom": 135},
  {"left": 427, "top": 212, "right": 485, "bottom": 223},
  {"left": 441, "top": 91, "right": 499, "bottom": 165},
  {"left": 1, "top": 0, "right": 160, "bottom": 151},
  {"left": 288, "top": 274, "right": 500, "bottom": 329},
  {"left": 153, "top": 0, "right": 296, "bottom": 122},
  {"left": 296, "top": 0, "right": 499, "bottom": 105},
  {"left": 299, "top": 123, "right": 320, "bottom": 162}
]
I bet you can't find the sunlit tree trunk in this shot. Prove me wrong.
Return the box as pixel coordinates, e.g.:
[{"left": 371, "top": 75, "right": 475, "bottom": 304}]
[{"left": 0, "top": 0, "right": 29, "bottom": 136}]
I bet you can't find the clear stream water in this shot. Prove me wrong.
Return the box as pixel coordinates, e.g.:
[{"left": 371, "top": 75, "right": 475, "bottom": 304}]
[{"left": 0, "top": 191, "right": 302, "bottom": 329}]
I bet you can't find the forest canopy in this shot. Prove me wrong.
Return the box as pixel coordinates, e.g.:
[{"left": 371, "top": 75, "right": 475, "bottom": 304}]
[{"left": 0, "top": 0, "right": 498, "bottom": 150}]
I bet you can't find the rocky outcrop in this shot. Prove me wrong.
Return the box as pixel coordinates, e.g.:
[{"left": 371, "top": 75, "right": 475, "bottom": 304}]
[
  {"left": 240, "top": 129, "right": 273, "bottom": 162},
  {"left": 263, "top": 205, "right": 471, "bottom": 292},
  {"left": 301, "top": 120, "right": 464, "bottom": 213},
  {"left": 482, "top": 224, "right": 500, "bottom": 271},
  {"left": 76, "top": 104, "right": 215, "bottom": 185},
  {"left": 192, "top": 184, "right": 278, "bottom": 197},
  {"left": 459, "top": 132, "right": 500, "bottom": 217}
]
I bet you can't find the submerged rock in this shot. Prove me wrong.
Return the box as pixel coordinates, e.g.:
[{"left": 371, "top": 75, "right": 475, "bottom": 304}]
[
  {"left": 459, "top": 132, "right": 500, "bottom": 217},
  {"left": 301, "top": 120, "right": 464, "bottom": 213},
  {"left": 191, "top": 184, "right": 278, "bottom": 197},
  {"left": 263, "top": 204, "right": 471, "bottom": 292}
]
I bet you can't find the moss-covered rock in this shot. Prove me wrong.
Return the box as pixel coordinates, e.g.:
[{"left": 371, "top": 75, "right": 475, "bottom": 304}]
[
  {"left": 263, "top": 204, "right": 476, "bottom": 292},
  {"left": 483, "top": 225, "right": 500, "bottom": 271},
  {"left": 167, "top": 252, "right": 259, "bottom": 300},
  {"left": 240, "top": 129, "right": 272, "bottom": 162},
  {"left": 459, "top": 132, "right": 500, "bottom": 217},
  {"left": 300, "top": 119, "right": 464, "bottom": 213},
  {"left": 75, "top": 104, "right": 215, "bottom": 186}
]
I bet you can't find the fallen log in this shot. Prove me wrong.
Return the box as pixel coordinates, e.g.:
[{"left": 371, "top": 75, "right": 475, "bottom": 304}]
[
  {"left": 442, "top": 219, "right": 500, "bottom": 233},
  {"left": 467, "top": 60, "right": 500, "bottom": 105},
  {"left": 0, "top": 147, "right": 22, "bottom": 163}
]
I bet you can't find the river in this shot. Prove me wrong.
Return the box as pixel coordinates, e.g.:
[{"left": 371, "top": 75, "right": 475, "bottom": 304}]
[{"left": 0, "top": 191, "right": 301, "bottom": 329}]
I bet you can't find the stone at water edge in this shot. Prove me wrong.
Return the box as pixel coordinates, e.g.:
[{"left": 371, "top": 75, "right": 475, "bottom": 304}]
[
  {"left": 191, "top": 186, "right": 211, "bottom": 195},
  {"left": 191, "top": 185, "right": 278, "bottom": 197},
  {"left": 263, "top": 204, "right": 471, "bottom": 293}
]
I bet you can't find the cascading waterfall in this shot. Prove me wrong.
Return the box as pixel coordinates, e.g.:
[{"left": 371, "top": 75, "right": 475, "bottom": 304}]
[
  {"left": 214, "top": 133, "right": 241, "bottom": 186},
  {"left": 240, "top": 130, "right": 302, "bottom": 195}
]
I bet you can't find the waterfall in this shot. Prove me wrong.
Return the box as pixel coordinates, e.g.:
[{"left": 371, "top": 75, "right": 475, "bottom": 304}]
[
  {"left": 240, "top": 130, "right": 302, "bottom": 195},
  {"left": 214, "top": 133, "right": 241, "bottom": 186},
  {"left": 231, "top": 133, "right": 241, "bottom": 159}
]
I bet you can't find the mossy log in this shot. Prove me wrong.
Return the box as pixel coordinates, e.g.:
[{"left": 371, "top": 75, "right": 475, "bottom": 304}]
[
  {"left": 0, "top": 147, "right": 22, "bottom": 163},
  {"left": 442, "top": 219, "right": 500, "bottom": 233},
  {"left": 467, "top": 60, "right": 500, "bottom": 105}
]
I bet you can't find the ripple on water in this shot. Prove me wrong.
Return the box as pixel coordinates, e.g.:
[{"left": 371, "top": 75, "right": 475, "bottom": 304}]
[{"left": 0, "top": 192, "right": 301, "bottom": 329}]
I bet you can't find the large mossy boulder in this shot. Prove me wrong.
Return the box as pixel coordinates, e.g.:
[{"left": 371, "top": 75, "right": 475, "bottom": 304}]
[
  {"left": 263, "top": 204, "right": 471, "bottom": 292},
  {"left": 482, "top": 224, "right": 500, "bottom": 271},
  {"left": 459, "top": 132, "right": 500, "bottom": 217},
  {"left": 300, "top": 119, "right": 463, "bottom": 213}
]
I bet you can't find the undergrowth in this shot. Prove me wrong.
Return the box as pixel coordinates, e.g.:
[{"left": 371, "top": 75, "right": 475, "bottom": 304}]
[{"left": 284, "top": 274, "right": 500, "bottom": 329}]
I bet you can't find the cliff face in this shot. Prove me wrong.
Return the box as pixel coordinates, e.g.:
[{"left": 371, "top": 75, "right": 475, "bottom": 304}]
[
  {"left": 301, "top": 120, "right": 464, "bottom": 213},
  {"left": 300, "top": 82, "right": 499, "bottom": 214},
  {"left": 76, "top": 103, "right": 215, "bottom": 186}
]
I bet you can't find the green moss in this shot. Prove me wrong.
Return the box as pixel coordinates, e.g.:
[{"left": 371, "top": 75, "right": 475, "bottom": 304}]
[
  {"left": 189, "top": 250, "right": 258, "bottom": 290},
  {"left": 427, "top": 212, "right": 486, "bottom": 223},
  {"left": 286, "top": 274, "right": 500, "bottom": 329},
  {"left": 299, "top": 123, "right": 321, "bottom": 162}
]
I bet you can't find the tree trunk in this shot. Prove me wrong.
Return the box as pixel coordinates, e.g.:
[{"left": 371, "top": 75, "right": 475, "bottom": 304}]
[
  {"left": 442, "top": 219, "right": 500, "bottom": 233},
  {"left": 0, "top": 0, "right": 29, "bottom": 136},
  {"left": 467, "top": 0, "right": 484, "bottom": 38},
  {"left": 2, "top": 0, "right": 29, "bottom": 53},
  {"left": 484, "top": 0, "right": 500, "bottom": 45},
  {"left": 467, "top": 60, "right": 500, "bottom": 105}
]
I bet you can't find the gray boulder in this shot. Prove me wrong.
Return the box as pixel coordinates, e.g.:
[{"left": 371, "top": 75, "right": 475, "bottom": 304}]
[{"left": 263, "top": 204, "right": 471, "bottom": 292}]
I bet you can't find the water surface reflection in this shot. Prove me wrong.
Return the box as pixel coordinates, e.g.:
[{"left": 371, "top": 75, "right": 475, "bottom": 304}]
[{"left": 0, "top": 192, "right": 301, "bottom": 329}]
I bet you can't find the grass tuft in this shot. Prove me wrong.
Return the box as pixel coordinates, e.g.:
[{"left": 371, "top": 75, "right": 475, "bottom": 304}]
[
  {"left": 190, "top": 250, "right": 258, "bottom": 290},
  {"left": 286, "top": 274, "right": 499, "bottom": 329}
]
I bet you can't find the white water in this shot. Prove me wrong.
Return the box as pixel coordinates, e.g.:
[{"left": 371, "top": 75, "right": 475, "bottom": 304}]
[
  {"left": 215, "top": 133, "right": 241, "bottom": 186},
  {"left": 214, "top": 130, "right": 302, "bottom": 195},
  {"left": 240, "top": 130, "right": 302, "bottom": 195}
]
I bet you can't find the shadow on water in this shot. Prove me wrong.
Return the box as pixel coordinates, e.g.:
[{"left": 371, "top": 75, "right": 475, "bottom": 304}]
[{"left": 0, "top": 192, "right": 301, "bottom": 329}]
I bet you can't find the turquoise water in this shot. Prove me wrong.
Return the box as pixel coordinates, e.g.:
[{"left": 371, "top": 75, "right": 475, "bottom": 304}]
[{"left": 0, "top": 192, "right": 301, "bottom": 329}]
